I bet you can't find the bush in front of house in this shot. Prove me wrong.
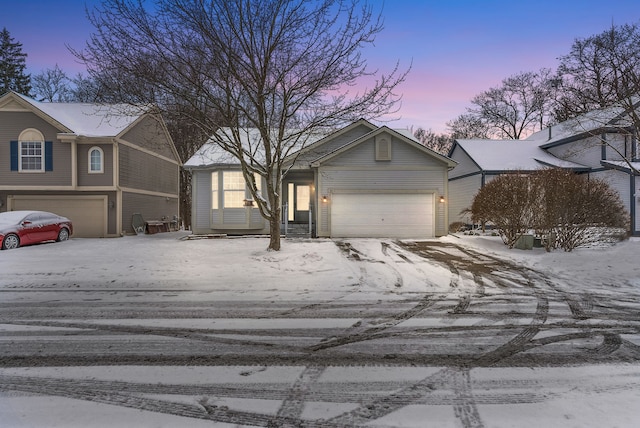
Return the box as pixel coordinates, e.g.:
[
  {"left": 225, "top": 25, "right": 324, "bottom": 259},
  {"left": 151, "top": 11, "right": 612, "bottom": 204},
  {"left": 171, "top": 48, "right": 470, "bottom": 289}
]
[
  {"left": 531, "top": 169, "right": 629, "bottom": 251},
  {"left": 449, "top": 221, "right": 467, "bottom": 233},
  {"left": 470, "top": 168, "right": 629, "bottom": 251},
  {"left": 470, "top": 173, "right": 537, "bottom": 248}
]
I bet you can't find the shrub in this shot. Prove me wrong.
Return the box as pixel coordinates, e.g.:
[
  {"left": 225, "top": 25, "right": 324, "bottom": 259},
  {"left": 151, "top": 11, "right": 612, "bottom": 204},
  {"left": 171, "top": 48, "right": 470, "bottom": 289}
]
[
  {"left": 532, "top": 169, "right": 629, "bottom": 251},
  {"left": 471, "top": 168, "right": 629, "bottom": 251},
  {"left": 471, "top": 173, "right": 535, "bottom": 248},
  {"left": 449, "top": 221, "right": 466, "bottom": 233}
]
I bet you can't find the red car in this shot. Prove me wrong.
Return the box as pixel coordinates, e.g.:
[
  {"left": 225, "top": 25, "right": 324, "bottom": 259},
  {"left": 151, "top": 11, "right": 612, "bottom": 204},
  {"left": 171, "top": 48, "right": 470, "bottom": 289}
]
[{"left": 0, "top": 210, "right": 73, "bottom": 250}]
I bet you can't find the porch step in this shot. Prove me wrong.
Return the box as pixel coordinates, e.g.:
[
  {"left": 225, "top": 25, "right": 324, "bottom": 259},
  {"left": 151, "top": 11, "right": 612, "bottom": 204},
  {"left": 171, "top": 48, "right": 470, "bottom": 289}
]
[{"left": 284, "top": 223, "right": 312, "bottom": 238}]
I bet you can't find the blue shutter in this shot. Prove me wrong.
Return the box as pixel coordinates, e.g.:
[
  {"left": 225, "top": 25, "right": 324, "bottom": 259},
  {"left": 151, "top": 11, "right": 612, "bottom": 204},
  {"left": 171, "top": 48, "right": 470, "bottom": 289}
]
[
  {"left": 45, "top": 141, "right": 53, "bottom": 171},
  {"left": 10, "top": 141, "right": 18, "bottom": 171}
]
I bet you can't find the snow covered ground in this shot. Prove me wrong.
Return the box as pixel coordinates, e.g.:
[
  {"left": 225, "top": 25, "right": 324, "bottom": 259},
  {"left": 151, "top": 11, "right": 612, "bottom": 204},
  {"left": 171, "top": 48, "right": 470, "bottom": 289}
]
[{"left": 1, "top": 232, "right": 639, "bottom": 427}]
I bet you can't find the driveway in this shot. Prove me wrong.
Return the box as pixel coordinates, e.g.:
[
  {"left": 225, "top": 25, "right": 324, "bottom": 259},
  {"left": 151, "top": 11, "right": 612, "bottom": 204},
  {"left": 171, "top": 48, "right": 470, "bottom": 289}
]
[{"left": 1, "top": 234, "right": 639, "bottom": 427}]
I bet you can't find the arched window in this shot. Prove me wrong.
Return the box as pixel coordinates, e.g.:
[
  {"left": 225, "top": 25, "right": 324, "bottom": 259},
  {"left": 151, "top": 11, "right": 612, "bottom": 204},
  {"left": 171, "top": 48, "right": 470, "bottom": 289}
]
[
  {"left": 17, "top": 128, "right": 45, "bottom": 172},
  {"left": 88, "top": 147, "right": 104, "bottom": 173}
]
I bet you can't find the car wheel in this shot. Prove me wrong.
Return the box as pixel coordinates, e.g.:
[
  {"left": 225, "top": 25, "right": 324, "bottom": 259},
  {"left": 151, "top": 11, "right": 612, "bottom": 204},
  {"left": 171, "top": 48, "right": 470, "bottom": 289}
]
[
  {"left": 2, "top": 234, "right": 20, "bottom": 250},
  {"left": 57, "top": 228, "right": 70, "bottom": 242}
]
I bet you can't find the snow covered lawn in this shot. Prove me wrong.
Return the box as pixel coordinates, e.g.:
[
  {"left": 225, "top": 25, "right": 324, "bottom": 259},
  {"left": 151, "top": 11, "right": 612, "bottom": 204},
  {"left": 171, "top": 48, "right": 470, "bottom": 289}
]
[{"left": 1, "top": 232, "right": 639, "bottom": 427}]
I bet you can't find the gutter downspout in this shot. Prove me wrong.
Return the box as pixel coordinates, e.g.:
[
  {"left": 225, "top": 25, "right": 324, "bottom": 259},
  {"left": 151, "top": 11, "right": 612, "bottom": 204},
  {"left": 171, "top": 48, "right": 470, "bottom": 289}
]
[
  {"left": 114, "top": 139, "right": 122, "bottom": 236},
  {"left": 71, "top": 140, "right": 78, "bottom": 189},
  {"left": 632, "top": 174, "right": 638, "bottom": 237}
]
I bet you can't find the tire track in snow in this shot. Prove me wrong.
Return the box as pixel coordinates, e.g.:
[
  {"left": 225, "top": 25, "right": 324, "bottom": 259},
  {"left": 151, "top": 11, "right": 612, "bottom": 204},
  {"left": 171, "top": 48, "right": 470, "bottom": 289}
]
[
  {"left": 2, "top": 239, "right": 639, "bottom": 427},
  {"left": 307, "top": 293, "right": 435, "bottom": 352},
  {"left": 274, "top": 365, "right": 326, "bottom": 421}
]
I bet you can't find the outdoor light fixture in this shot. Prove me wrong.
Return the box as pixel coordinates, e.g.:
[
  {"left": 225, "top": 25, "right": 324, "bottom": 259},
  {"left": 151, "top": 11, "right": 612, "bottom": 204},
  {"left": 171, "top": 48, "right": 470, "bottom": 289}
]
[
  {"left": 439, "top": 196, "right": 445, "bottom": 203},
  {"left": 322, "top": 195, "right": 328, "bottom": 203}
]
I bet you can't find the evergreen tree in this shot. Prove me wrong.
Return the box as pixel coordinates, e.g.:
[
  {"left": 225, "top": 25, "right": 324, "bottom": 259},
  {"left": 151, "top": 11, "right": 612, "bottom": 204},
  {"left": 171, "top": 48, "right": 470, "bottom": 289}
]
[{"left": 0, "top": 27, "right": 31, "bottom": 96}]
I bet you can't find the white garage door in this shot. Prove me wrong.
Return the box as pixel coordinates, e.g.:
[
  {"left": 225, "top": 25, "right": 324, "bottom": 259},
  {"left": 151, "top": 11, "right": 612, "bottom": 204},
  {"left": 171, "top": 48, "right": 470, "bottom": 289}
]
[
  {"left": 10, "top": 196, "right": 107, "bottom": 238},
  {"left": 331, "top": 193, "right": 433, "bottom": 238}
]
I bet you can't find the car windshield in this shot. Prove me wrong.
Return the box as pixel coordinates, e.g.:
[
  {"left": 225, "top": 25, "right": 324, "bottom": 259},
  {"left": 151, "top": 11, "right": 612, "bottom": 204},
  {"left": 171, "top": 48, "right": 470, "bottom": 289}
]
[{"left": 0, "top": 211, "right": 31, "bottom": 225}]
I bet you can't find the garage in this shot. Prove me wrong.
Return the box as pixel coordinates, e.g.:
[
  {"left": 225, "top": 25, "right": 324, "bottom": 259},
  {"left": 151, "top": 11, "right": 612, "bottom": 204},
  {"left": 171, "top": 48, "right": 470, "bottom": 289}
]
[
  {"left": 330, "top": 193, "right": 434, "bottom": 238},
  {"left": 9, "top": 196, "right": 107, "bottom": 238}
]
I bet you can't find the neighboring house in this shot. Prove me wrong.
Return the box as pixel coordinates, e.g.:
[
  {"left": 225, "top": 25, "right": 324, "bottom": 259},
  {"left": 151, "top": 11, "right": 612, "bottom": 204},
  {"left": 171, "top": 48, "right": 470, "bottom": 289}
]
[
  {"left": 0, "top": 91, "right": 181, "bottom": 237},
  {"left": 448, "top": 106, "right": 640, "bottom": 236},
  {"left": 185, "top": 119, "right": 457, "bottom": 238}
]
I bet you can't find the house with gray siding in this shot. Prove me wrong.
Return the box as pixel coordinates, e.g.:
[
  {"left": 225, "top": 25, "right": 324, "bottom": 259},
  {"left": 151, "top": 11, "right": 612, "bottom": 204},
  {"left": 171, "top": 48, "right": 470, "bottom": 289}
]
[
  {"left": 448, "top": 105, "right": 640, "bottom": 236},
  {"left": 0, "top": 91, "right": 181, "bottom": 237},
  {"left": 185, "top": 119, "right": 457, "bottom": 238}
]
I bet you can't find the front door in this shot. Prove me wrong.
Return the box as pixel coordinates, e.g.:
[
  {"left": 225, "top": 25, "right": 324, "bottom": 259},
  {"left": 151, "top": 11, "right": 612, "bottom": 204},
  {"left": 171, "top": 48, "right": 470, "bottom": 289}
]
[{"left": 288, "top": 183, "right": 311, "bottom": 223}]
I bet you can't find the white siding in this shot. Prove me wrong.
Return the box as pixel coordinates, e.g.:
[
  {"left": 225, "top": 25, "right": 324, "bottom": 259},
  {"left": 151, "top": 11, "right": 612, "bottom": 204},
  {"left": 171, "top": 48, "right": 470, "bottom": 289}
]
[
  {"left": 324, "top": 136, "right": 444, "bottom": 168},
  {"left": 312, "top": 129, "right": 453, "bottom": 238},
  {"left": 191, "top": 169, "right": 269, "bottom": 234},
  {"left": 448, "top": 175, "right": 482, "bottom": 225},
  {"left": 546, "top": 135, "right": 603, "bottom": 167},
  {"left": 193, "top": 170, "right": 212, "bottom": 233},
  {"left": 250, "top": 209, "right": 266, "bottom": 225},
  {"left": 295, "top": 124, "right": 374, "bottom": 166},
  {"left": 319, "top": 169, "right": 444, "bottom": 192},
  {"left": 604, "top": 133, "right": 631, "bottom": 162},
  {"left": 449, "top": 145, "right": 481, "bottom": 178},
  {"left": 483, "top": 174, "right": 501, "bottom": 185},
  {"left": 592, "top": 169, "right": 631, "bottom": 213},
  {"left": 222, "top": 208, "right": 246, "bottom": 224},
  {"left": 636, "top": 193, "right": 640, "bottom": 233}
]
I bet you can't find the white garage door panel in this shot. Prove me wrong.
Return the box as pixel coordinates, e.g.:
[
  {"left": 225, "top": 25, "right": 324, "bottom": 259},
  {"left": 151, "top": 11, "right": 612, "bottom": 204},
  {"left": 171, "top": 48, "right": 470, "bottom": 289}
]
[
  {"left": 331, "top": 193, "right": 433, "bottom": 238},
  {"left": 10, "top": 197, "right": 106, "bottom": 238}
]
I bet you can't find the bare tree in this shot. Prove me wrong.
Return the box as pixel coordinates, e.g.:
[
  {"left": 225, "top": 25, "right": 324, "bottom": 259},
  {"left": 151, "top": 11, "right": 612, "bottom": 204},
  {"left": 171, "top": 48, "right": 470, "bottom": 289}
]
[
  {"left": 413, "top": 127, "right": 453, "bottom": 155},
  {"left": 555, "top": 22, "right": 640, "bottom": 121},
  {"left": 465, "top": 69, "right": 556, "bottom": 139},
  {"left": 554, "top": 22, "right": 640, "bottom": 174},
  {"left": 31, "top": 64, "right": 73, "bottom": 102},
  {"left": 67, "top": 73, "right": 105, "bottom": 102},
  {"left": 75, "top": 0, "right": 407, "bottom": 251},
  {"left": 446, "top": 113, "right": 492, "bottom": 139}
]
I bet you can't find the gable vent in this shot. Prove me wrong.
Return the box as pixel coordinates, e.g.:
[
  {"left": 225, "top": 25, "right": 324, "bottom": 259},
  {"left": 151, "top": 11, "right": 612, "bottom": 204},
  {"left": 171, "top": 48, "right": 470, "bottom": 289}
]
[{"left": 375, "top": 136, "right": 391, "bottom": 161}]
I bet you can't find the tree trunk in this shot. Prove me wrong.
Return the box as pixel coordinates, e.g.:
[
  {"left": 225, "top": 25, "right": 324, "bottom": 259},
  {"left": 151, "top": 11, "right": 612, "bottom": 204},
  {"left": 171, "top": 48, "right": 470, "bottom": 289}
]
[{"left": 268, "top": 210, "right": 281, "bottom": 251}]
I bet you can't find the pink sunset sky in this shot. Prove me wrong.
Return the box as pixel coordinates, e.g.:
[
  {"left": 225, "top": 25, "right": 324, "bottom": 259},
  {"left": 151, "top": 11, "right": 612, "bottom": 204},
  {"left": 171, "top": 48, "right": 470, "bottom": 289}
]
[{"left": 2, "top": 0, "right": 639, "bottom": 133}]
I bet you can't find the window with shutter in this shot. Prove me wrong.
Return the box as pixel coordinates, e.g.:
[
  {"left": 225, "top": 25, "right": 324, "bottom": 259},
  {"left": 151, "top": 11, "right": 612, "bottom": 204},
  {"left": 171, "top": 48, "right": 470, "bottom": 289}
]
[
  {"left": 20, "top": 141, "right": 44, "bottom": 171},
  {"left": 14, "top": 129, "right": 50, "bottom": 172}
]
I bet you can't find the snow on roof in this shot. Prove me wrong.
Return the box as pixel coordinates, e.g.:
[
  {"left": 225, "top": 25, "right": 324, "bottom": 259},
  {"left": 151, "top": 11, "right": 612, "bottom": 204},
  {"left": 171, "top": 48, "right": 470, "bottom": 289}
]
[
  {"left": 601, "top": 160, "right": 640, "bottom": 173},
  {"left": 184, "top": 127, "right": 328, "bottom": 168},
  {"left": 184, "top": 128, "right": 271, "bottom": 167},
  {"left": 455, "top": 139, "right": 588, "bottom": 171},
  {"left": 185, "top": 124, "right": 443, "bottom": 169},
  {"left": 526, "top": 104, "right": 633, "bottom": 146},
  {"left": 184, "top": 140, "right": 237, "bottom": 167},
  {"left": 457, "top": 101, "right": 640, "bottom": 172},
  {"left": 393, "top": 128, "right": 419, "bottom": 141},
  {"left": 14, "top": 92, "right": 145, "bottom": 137}
]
